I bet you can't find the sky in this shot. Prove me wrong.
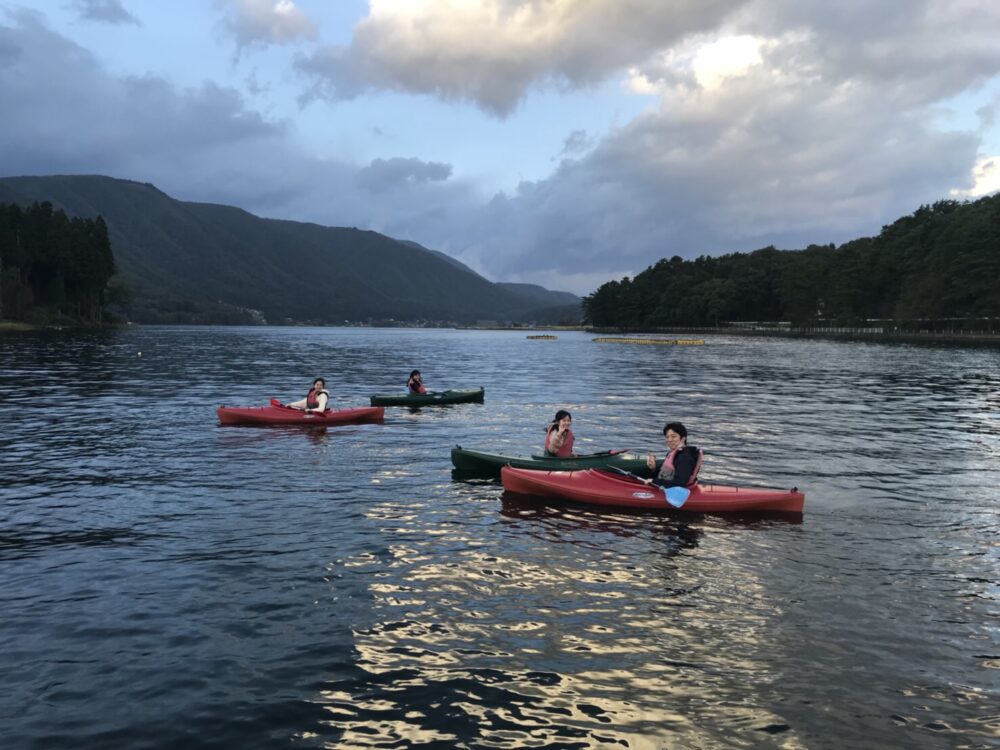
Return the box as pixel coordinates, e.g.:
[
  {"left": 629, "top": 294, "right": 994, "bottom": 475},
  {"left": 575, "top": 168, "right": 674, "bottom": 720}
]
[{"left": 1, "top": 1, "right": 999, "bottom": 295}]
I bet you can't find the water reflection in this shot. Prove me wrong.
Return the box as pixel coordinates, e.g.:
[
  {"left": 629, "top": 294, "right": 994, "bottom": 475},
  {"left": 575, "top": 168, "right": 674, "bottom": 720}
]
[
  {"left": 500, "top": 492, "right": 706, "bottom": 546},
  {"left": 308, "top": 514, "right": 797, "bottom": 748}
]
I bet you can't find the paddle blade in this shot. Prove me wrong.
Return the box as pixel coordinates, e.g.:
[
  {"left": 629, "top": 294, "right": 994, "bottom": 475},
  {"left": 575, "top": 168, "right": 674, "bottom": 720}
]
[
  {"left": 664, "top": 486, "right": 690, "bottom": 508},
  {"left": 270, "top": 397, "right": 282, "bottom": 407}
]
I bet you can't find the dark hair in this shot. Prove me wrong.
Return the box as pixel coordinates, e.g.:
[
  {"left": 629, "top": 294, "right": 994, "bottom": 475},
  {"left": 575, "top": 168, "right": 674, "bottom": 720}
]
[
  {"left": 409, "top": 370, "right": 421, "bottom": 380},
  {"left": 313, "top": 378, "right": 326, "bottom": 389},
  {"left": 548, "top": 409, "right": 572, "bottom": 433},
  {"left": 663, "top": 421, "right": 687, "bottom": 439}
]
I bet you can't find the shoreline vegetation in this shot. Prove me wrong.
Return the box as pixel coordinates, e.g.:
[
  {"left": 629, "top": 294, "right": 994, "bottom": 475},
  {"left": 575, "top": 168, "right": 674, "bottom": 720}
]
[
  {"left": 584, "top": 196, "right": 999, "bottom": 334},
  {"left": 1, "top": 201, "right": 123, "bottom": 327}
]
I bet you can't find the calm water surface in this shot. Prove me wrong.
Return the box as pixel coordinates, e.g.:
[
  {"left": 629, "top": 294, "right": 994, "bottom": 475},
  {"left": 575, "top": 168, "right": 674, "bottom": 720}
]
[{"left": 1, "top": 327, "right": 998, "bottom": 749}]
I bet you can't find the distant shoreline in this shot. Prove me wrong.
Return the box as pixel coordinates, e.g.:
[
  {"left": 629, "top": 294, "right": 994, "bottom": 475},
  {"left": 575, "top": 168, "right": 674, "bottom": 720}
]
[
  {"left": 0, "top": 321, "right": 122, "bottom": 332},
  {"left": 587, "top": 326, "right": 1000, "bottom": 346},
  {"left": 4, "top": 321, "right": 997, "bottom": 346}
]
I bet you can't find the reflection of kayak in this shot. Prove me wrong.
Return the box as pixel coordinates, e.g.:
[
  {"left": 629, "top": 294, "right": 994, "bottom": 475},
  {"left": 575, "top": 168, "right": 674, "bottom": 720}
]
[
  {"left": 451, "top": 445, "right": 658, "bottom": 476},
  {"left": 370, "top": 388, "right": 485, "bottom": 407},
  {"left": 217, "top": 403, "right": 384, "bottom": 426},
  {"left": 501, "top": 467, "right": 804, "bottom": 513}
]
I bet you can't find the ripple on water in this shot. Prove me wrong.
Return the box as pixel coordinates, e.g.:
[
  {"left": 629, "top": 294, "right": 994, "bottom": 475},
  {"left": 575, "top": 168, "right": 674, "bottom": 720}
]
[{"left": 0, "top": 328, "right": 998, "bottom": 748}]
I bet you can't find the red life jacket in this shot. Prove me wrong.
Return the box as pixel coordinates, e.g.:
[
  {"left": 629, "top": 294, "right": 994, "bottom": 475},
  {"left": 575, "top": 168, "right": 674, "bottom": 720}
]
[
  {"left": 306, "top": 388, "right": 329, "bottom": 409},
  {"left": 408, "top": 379, "right": 426, "bottom": 394},
  {"left": 545, "top": 428, "right": 574, "bottom": 457}
]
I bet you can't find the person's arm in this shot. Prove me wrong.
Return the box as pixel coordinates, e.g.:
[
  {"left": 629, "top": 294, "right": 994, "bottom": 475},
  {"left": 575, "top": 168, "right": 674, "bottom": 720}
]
[{"left": 547, "top": 428, "right": 568, "bottom": 453}]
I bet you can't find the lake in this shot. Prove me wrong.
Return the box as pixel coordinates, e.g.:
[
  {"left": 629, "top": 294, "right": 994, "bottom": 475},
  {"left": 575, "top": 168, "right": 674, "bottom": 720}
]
[{"left": 1, "top": 326, "right": 997, "bottom": 749}]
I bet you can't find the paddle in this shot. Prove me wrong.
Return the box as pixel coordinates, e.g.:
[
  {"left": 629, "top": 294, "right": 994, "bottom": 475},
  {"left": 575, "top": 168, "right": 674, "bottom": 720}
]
[
  {"left": 604, "top": 466, "right": 690, "bottom": 508},
  {"left": 271, "top": 397, "right": 329, "bottom": 415}
]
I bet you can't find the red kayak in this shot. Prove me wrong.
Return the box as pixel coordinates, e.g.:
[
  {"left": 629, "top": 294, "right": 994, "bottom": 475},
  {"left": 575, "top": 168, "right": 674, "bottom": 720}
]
[
  {"left": 217, "top": 403, "right": 384, "bottom": 426},
  {"left": 501, "top": 466, "right": 804, "bottom": 513}
]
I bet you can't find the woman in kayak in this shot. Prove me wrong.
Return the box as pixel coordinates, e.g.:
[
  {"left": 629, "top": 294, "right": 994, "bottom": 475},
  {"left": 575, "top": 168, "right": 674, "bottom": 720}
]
[
  {"left": 286, "top": 378, "right": 330, "bottom": 413},
  {"left": 644, "top": 422, "right": 701, "bottom": 487},
  {"left": 544, "top": 409, "right": 575, "bottom": 457},
  {"left": 407, "top": 370, "right": 427, "bottom": 394}
]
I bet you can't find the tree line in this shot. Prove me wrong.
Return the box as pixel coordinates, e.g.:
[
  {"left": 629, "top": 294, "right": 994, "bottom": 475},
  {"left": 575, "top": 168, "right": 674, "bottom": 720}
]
[
  {"left": 584, "top": 195, "right": 1000, "bottom": 330},
  {"left": 0, "top": 202, "right": 120, "bottom": 324}
]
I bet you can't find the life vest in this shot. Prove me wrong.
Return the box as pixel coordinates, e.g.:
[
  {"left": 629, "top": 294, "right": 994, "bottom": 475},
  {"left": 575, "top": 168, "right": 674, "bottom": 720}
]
[
  {"left": 408, "top": 379, "right": 426, "bottom": 394},
  {"left": 660, "top": 445, "right": 702, "bottom": 486},
  {"left": 687, "top": 446, "right": 703, "bottom": 485},
  {"left": 306, "top": 388, "right": 329, "bottom": 410},
  {"left": 545, "top": 427, "right": 574, "bottom": 457}
]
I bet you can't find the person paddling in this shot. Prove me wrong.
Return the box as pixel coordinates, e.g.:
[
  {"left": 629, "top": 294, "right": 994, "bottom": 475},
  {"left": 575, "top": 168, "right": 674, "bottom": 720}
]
[
  {"left": 286, "top": 378, "right": 330, "bottom": 413},
  {"left": 643, "top": 421, "right": 702, "bottom": 487},
  {"left": 544, "top": 409, "right": 575, "bottom": 457},
  {"left": 407, "top": 370, "right": 427, "bottom": 394}
]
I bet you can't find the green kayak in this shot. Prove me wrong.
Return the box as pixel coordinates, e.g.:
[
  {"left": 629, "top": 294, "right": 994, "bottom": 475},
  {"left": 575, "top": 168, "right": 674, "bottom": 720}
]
[
  {"left": 451, "top": 445, "right": 660, "bottom": 476},
  {"left": 370, "top": 387, "right": 485, "bottom": 407}
]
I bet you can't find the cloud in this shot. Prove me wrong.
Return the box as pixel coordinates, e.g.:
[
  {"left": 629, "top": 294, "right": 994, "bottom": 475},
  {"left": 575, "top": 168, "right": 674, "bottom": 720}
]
[
  {"left": 557, "top": 129, "right": 591, "bottom": 158},
  {"left": 432, "top": 3, "right": 998, "bottom": 291},
  {"left": 217, "top": 0, "right": 317, "bottom": 51},
  {"left": 0, "top": 10, "right": 474, "bottom": 254},
  {"left": 70, "top": 0, "right": 139, "bottom": 26},
  {"left": 0, "top": 10, "right": 300, "bottom": 207},
  {"left": 952, "top": 156, "right": 1000, "bottom": 198},
  {"left": 296, "top": 0, "right": 739, "bottom": 116},
  {"left": 356, "top": 157, "right": 452, "bottom": 194}
]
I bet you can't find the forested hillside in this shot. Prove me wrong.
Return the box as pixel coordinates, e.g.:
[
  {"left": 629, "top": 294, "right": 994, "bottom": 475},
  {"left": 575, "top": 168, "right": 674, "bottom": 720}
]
[
  {"left": 0, "top": 175, "right": 581, "bottom": 325},
  {"left": 584, "top": 196, "right": 1000, "bottom": 328},
  {"left": 0, "top": 201, "right": 118, "bottom": 323}
]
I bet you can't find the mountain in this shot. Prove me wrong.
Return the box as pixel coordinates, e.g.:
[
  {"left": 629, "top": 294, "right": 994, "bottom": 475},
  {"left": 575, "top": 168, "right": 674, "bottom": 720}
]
[
  {"left": 0, "top": 175, "right": 582, "bottom": 325},
  {"left": 495, "top": 282, "right": 581, "bottom": 308},
  {"left": 396, "top": 239, "right": 484, "bottom": 278},
  {"left": 395, "top": 243, "right": 583, "bottom": 322}
]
